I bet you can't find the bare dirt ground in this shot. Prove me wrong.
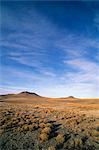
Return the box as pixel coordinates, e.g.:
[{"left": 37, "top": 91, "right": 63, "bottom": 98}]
[{"left": 0, "top": 93, "right": 99, "bottom": 150}]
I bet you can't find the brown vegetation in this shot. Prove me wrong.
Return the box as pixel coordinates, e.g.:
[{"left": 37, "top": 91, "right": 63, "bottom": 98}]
[
  {"left": 56, "top": 133, "right": 65, "bottom": 144},
  {"left": 0, "top": 93, "right": 99, "bottom": 150}
]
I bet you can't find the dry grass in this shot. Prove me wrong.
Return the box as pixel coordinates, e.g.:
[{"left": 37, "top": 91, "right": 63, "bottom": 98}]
[
  {"left": 91, "top": 129, "right": 99, "bottom": 137},
  {"left": 56, "top": 133, "right": 65, "bottom": 144},
  {"left": 22, "top": 125, "right": 29, "bottom": 131},
  {"left": 39, "top": 132, "right": 49, "bottom": 143},
  {"left": 39, "top": 122, "right": 46, "bottom": 128},
  {"left": 0, "top": 95, "right": 99, "bottom": 150},
  {"left": 74, "top": 138, "right": 83, "bottom": 147},
  {"left": 41, "top": 127, "right": 51, "bottom": 134},
  {"left": 48, "top": 146, "right": 56, "bottom": 150}
]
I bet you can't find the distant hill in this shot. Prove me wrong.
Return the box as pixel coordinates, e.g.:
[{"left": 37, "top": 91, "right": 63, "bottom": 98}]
[
  {"left": 0, "top": 92, "right": 77, "bottom": 101},
  {"left": 0, "top": 92, "right": 76, "bottom": 99},
  {"left": 60, "top": 96, "right": 77, "bottom": 100},
  {"left": 18, "top": 91, "right": 41, "bottom": 97},
  {"left": 0, "top": 91, "right": 41, "bottom": 100},
  {"left": 67, "top": 96, "right": 76, "bottom": 99},
  {"left": 0, "top": 93, "right": 16, "bottom": 98}
]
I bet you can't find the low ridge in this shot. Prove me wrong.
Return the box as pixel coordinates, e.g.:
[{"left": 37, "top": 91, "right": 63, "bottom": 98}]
[
  {"left": 61, "top": 96, "right": 76, "bottom": 99},
  {"left": 18, "top": 91, "right": 41, "bottom": 97},
  {"left": 67, "top": 96, "right": 75, "bottom": 99}
]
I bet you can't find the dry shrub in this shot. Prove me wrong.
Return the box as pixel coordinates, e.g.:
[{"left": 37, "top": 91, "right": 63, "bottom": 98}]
[
  {"left": 25, "top": 115, "right": 30, "bottom": 119},
  {"left": 26, "top": 119, "right": 31, "bottom": 125},
  {"left": 22, "top": 125, "right": 29, "bottom": 131},
  {"left": 39, "top": 126, "right": 52, "bottom": 143},
  {"left": 39, "top": 119, "right": 44, "bottom": 124},
  {"left": 39, "top": 133, "right": 49, "bottom": 143},
  {"left": 33, "top": 118, "right": 38, "bottom": 123},
  {"left": 15, "top": 112, "right": 20, "bottom": 116},
  {"left": 17, "top": 127, "right": 21, "bottom": 132},
  {"left": 48, "top": 146, "right": 56, "bottom": 150},
  {"left": 56, "top": 133, "right": 65, "bottom": 144},
  {"left": 0, "top": 118, "right": 7, "bottom": 125},
  {"left": 0, "top": 128, "right": 4, "bottom": 135},
  {"left": 11, "top": 117, "right": 17, "bottom": 122},
  {"left": 92, "top": 130, "right": 99, "bottom": 137},
  {"left": 31, "top": 119, "right": 35, "bottom": 123},
  {"left": 34, "top": 118, "right": 40, "bottom": 122},
  {"left": 6, "top": 121, "right": 13, "bottom": 128},
  {"left": 41, "top": 127, "right": 51, "bottom": 134},
  {"left": 41, "top": 118, "right": 48, "bottom": 123},
  {"left": 74, "top": 138, "right": 83, "bottom": 147},
  {"left": 96, "top": 126, "right": 99, "bottom": 132},
  {"left": 1, "top": 124, "right": 7, "bottom": 132},
  {"left": 46, "top": 123, "right": 53, "bottom": 128},
  {"left": 39, "top": 123, "right": 46, "bottom": 128},
  {"left": 10, "top": 117, "right": 17, "bottom": 126},
  {"left": 18, "top": 120, "right": 25, "bottom": 126},
  {"left": 83, "top": 130, "right": 90, "bottom": 136},
  {"left": 44, "top": 118, "right": 49, "bottom": 122},
  {"left": 28, "top": 115, "right": 33, "bottom": 119},
  {"left": 34, "top": 123, "right": 39, "bottom": 130},
  {"left": 28, "top": 124, "right": 35, "bottom": 131},
  {"left": 76, "top": 117, "right": 83, "bottom": 124}
]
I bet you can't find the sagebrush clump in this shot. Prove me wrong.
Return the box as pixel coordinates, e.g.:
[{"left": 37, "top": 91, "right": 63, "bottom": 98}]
[
  {"left": 48, "top": 146, "right": 56, "bottom": 150},
  {"left": 39, "top": 132, "right": 49, "bottom": 143},
  {"left": 56, "top": 133, "right": 65, "bottom": 144},
  {"left": 74, "top": 137, "right": 83, "bottom": 147}
]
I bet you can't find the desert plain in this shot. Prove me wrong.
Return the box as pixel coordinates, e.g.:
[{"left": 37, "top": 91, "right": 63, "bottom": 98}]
[{"left": 0, "top": 92, "right": 99, "bottom": 150}]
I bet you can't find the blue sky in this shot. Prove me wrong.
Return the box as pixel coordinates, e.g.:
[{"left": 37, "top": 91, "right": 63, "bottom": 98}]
[{"left": 0, "top": 1, "right": 99, "bottom": 98}]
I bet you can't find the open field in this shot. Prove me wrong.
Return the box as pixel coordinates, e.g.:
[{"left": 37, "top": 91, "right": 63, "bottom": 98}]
[{"left": 0, "top": 92, "right": 99, "bottom": 150}]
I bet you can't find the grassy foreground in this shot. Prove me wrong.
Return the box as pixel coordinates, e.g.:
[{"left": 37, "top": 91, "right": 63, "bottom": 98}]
[{"left": 0, "top": 94, "right": 99, "bottom": 150}]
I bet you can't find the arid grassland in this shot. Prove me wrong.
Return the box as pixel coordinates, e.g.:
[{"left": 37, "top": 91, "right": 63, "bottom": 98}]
[{"left": 0, "top": 93, "right": 99, "bottom": 150}]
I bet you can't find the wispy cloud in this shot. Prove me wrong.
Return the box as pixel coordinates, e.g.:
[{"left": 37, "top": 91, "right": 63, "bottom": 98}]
[
  {"left": 64, "top": 58, "right": 99, "bottom": 73},
  {"left": 56, "top": 34, "right": 99, "bottom": 60},
  {"left": 1, "top": 7, "right": 61, "bottom": 71},
  {"left": 63, "top": 58, "right": 99, "bottom": 95}
]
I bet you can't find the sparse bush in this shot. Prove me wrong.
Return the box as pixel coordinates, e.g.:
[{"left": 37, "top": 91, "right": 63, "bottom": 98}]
[
  {"left": 39, "top": 123, "right": 46, "bottom": 128},
  {"left": 18, "top": 120, "right": 25, "bottom": 126},
  {"left": 39, "top": 133, "right": 49, "bottom": 143},
  {"left": 0, "top": 129, "right": 4, "bottom": 135},
  {"left": 92, "top": 129, "right": 99, "bottom": 137},
  {"left": 1, "top": 124, "right": 7, "bottom": 130},
  {"left": 6, "top": 121, "right": 13, "bottom": 128},
  {"left": 11, "top": 117, "right": 17, "bottom": 122},
  {"left": 48, "top": 146, "right": 56, "bottom": 150},
  {"left": 28, "top": 124, "right": 35, "bottom": 131},
  {"left": 74, "top": 138, "right": 83, "bottom": 147},
  {"left": 43, "top": 118, "right": 48, "bottom": 123},
  {"left": 39, "top": 119, "right": 44, "bottom": 124},
  {"left": 83, "top": 130, "right": 91, "bottom": 136},
  {"left": 22, "top": 125, "right": 29, "bottom": 131},
  {"left": 69, "top": 138, "right": 75, "bottom": 147},
  {"left": 96, "top": 126, "right": 99, "bottom": 132},
  {"left": 41, "top": 127, "right": 51, "bottom": 134},
  {"left": 33, "top": 118, "right": 38, "bottom": 123},
  {"left": 39, "top": 125, "right": 52, "bottom": 143},
  {"left": 26, "top": 119, "right": 31, "bottom": 125},
  {"left": 17, "top": 127, "right": 21, "bottom": 132},
  {"left": 15, "top": 112, "right": 20, "bottom": 116},
  {"left": 34, "top": 123, "right": 39, "bottom": 130},
  {"left": 56, "top": 133, "right": 65, "bottom": 144},
  {"left": 25, "top": 115, "right": 30, "bottom": 119},
  {"left": 0, "top": 118, "right": 6, "bottom": 125},
  {"left": 46, "top": 123, "right": 53, "bottom": 128}
]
